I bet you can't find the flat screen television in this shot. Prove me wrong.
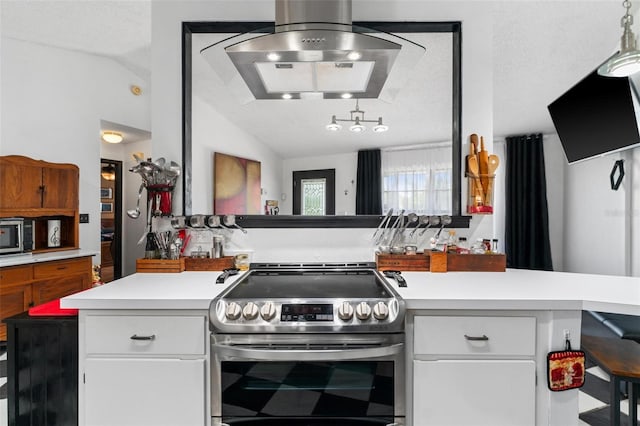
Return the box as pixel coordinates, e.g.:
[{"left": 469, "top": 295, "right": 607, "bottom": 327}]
[{"left": 548, "top": 68, "right": 640, "bottom": 164}]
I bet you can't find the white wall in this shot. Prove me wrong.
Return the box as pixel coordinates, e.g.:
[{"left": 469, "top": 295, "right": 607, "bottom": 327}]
[
  {"left": 282, "top": 153, "right": 357, "bottom": 215},
  {"left": 1, "top": 38, "right": 150, "bottom": 258},
  {"left": 151, "top": 1, "right": 494, "bottom": 261},
  {"left": 192, "top": 95, "right": 282, "bottom": 215}
]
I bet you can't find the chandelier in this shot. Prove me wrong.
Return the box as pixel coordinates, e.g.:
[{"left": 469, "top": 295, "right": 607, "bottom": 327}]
[{"left": 326, "top": 100, "right": 388, "bottom": 133}]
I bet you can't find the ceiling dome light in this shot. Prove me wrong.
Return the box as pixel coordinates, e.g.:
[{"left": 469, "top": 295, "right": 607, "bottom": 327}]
[
  {"left": 101, "top": 164, "right": 116, "bottom": 181},
  {"left": 349, "top": 117, "right": 366, "bottom": 133},
  {"left": 102, "top": 131, "right": 123, "bottom": 144},
  {"left": 267, "top": 52, "right": 281, "bottom": 61},
  {"left": 282, "top": 93, "right": 292, "bottom": 99},
  {"left": 326, "top": 116, "right": 342, "bottom": 131},
  {"left": 372, "top": 118, "right": 389, "bottom": 132},
  {"left": 598, "top": 0, "right": 640, "bottom": 77}
]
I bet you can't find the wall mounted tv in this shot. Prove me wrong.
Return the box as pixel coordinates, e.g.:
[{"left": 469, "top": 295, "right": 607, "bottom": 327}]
[{"left": 548, "top": 68, "right": 640, "bottom": 164}]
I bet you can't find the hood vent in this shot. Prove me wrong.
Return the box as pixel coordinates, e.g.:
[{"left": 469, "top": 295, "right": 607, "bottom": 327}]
[{"left": 201, "top": 0, "right": 420, "bottom": 100}]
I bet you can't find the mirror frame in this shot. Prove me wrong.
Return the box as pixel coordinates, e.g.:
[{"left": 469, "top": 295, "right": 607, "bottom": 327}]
[{"left": 182, "top": 21, "right": 470, "bottom": 228}]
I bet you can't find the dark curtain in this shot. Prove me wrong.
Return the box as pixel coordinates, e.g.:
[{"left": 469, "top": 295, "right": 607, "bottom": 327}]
[
  {"left": 505, "top": 133, "right": 553, "bottom": 270},
  {"left": 356, "top": 149, "right": 382, "bottom": 215}
]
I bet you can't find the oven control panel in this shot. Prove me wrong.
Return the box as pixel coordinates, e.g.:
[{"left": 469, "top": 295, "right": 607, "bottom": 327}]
[
  {"left": 280, "top": 304, "right": 333, "bottom": 322},
  {"left": 212, "top": 298, "right": 404, "bottom": 334}
]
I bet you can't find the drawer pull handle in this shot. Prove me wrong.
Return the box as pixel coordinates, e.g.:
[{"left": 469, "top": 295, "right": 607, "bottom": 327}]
[
  {"left": 464, "top": 334, "right": 489, "bottom": 341},
  {"left": 130, "top": 334, "right": 156, "bottom": 341},
  {"left": 57, "top": 266, "right": 67, "bottom": 270}
]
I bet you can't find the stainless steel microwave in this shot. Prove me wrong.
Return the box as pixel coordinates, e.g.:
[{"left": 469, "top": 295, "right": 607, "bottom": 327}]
[{"left": 0, "top": 218, "right": 35, "bottom": 255}]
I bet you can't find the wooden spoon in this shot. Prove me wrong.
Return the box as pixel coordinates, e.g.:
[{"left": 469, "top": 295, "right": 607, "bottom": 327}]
[
  {"left": 467, "top": 155, "right": 484, "bottom": 206},
  {"left": 484, "top": 154, "right": 500, "bottom": 205}
]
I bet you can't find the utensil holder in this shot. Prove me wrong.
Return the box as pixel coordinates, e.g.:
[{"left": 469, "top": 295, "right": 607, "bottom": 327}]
[{"left": 466, "top": 173, "right": 495, "bottom": 214}]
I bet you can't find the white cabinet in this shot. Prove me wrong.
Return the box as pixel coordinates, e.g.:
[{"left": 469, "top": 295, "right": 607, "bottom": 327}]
[
  {"left": 410, "top": 314, "right": 538, "bottom": 426},
  {"left": 85, "top": 358, "right": 205, "bottom": 426},
  {"left": 413, "top": 359, "right": 536, "bottom": 426},
  {"left": 79, "top": 311, "right": 209, "bottom": 426}
]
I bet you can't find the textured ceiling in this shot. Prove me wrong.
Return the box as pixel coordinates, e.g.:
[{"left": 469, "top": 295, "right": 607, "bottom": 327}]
[{"left": 1, "top": 0, "right": 630, "bottom": 152}]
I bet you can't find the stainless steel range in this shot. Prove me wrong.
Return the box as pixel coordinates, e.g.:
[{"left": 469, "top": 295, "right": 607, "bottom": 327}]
[{"left": 209, "top": 262, "right": 406, "bottom": 426}]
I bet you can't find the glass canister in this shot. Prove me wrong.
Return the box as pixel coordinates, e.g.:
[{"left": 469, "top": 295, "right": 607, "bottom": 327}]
[{"left": 234, "top": 254, "right": 250, "bottom": 271}]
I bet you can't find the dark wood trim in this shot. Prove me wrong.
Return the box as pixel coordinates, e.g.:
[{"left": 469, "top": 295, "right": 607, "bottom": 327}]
[
  {"left": 100, "top": 158, "right": 123, "bottom": 280},
  {"left": 182, "top": 21, "right": 469, "bottom": 227}
]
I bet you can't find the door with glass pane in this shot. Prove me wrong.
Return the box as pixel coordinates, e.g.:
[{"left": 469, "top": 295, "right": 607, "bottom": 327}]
[{"left": 293, "top": 169, "right": 335, "bottom": 215}]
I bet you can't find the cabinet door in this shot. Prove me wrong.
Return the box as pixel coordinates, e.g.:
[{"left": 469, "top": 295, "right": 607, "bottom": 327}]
[
  {"left": 31, "top": 274, "right": 87, "bottom": 306},
  {"left": 84, "top": 358, "right": 206, "bottom": 426},
  {"left": 42, "top": 166, "right": 78, "bottom": 209},
  {"left": 413, "top": 359, "right": 536, "bottom": 426},
  {"left": 0, "top": 282, "right": 32, "bottom": 340},
  {"left": 0, "top": 159, "right": 43, "bottom": 209}
]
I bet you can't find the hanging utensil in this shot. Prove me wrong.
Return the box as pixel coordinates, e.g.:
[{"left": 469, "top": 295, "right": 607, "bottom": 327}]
[
  {"left": 433, "top": 215, "right": 452, "bottom": 240},
  {"left": 137, "top": 197, "right": 153, "bottom": 245},
  {"left": 223, "top": 214, "right": 248, "bottom": 234},
  {"left": 126, "top": 183, "right": 145, "bottom": 219},
  {"left": 418, "top": 215, "right": 440, "bottom": 237},
  {"left": 391, "top": 212, "right": 418, "bottom": 246},
  {"left": 372, "top": 209, "right": 393, "bottom": 243},
  {"left": 409, "top": 215, "right": 429, "bottom": 238}
]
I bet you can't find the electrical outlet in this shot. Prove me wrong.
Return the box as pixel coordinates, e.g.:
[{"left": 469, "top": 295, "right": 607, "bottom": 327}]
[{"left": 79, "top": 213, "right": 89, "bottom": 223}]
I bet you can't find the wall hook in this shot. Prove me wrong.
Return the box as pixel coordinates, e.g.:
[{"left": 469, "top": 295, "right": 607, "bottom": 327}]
[{"left": 610, "top": 159, "right": 625, "bottom": 190}]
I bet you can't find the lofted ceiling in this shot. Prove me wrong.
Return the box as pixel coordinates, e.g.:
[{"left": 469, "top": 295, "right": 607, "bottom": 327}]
[{"left": 0, "top": 0, "right": 630, "bottom": 154}]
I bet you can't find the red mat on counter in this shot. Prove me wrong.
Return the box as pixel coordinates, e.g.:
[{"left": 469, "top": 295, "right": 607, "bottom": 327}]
[{"left": 28, "top": 299, "right": 78, "bottom": 316}]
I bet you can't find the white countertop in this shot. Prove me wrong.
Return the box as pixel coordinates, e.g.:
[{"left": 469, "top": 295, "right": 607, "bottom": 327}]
[
  {"left": 0, "top": 249, "right": 98, "bottom": 267},
  {"left": 61, "top": 268, "right": 640, "bottom": 315}
]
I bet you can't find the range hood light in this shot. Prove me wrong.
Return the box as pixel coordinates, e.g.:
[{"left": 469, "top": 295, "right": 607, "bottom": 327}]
[
  {"left": 267, "top": 52, "right": 281, "bottom": 61},
  {"left": 349, "top": 117, "right": 365, "bottom": 133},
  {"left": 282, "top": 93, "right": 293, "bottom": 99},
  {"left": 347, "top": 51, "right": 362, "bottom": 60},
  {"left": 341, "top": 93, "right": 353, "bottom": 99}
]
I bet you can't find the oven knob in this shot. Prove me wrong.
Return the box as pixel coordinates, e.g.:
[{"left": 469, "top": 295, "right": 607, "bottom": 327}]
[
  {"left": 373, "top": 302, "right": 389, "bottom": 320},
  {"left": 225, "top": 302, "right": 242, "bottom": 321},
  {"left": 260, "top": 302, "right": 277, "bottom": 321},
  {"left": 355, "top": 302, "right": 372, "bottom": 320},
  {"left": 242, "top": 302, "right": 260, "bottom": 320},
  {"left": 337, "top": 301, "right": 354, "bottom": 321}
]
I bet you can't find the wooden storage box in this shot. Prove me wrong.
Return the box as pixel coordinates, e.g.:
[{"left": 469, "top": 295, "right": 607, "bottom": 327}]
[
  {"left": 376, "top": 252, "right": 430, "bottom": 271},
  {"left": 136, "top": 258, "right": 185, "bottom": 273},
  {"left": 376, "top": 252, "right": 506, "bottom": 272},
  {"left": 184, "top": 256, "right": 235, "bottom": 271},
  {"left": 447, "top": 253, "right": 506, "bottom": 272}
]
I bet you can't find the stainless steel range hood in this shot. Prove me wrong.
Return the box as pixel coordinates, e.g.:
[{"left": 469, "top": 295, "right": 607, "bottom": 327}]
[{"left": 201, "top": 0, "right": 421, "bottom": 100}]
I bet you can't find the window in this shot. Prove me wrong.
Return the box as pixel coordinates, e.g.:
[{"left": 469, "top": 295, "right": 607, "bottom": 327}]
[{"left": 382, "top": 145, "right": 452, "bottom": 215}]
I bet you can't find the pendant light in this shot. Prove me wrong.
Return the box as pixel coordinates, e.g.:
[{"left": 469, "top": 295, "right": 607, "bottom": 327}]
[
  {"left": 598, "top": 0, "right": 640, "bottom": 77},
  {"left": 326, "top": 100, "right": 388, "bottom": 133}
]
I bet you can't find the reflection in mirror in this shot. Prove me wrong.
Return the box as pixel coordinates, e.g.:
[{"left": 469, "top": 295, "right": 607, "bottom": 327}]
[{"left": 183, "top": 22, "right": 462, "bottom": 226}]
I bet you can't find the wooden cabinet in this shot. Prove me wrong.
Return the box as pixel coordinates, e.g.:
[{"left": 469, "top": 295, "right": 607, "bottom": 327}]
[
  {"left": 79, "top": 312, "right": 208, "bottom": 426},
  {"left": 0, "top": 256, "right": 92, "bottom": 341},
  {"left": 0, "top": 155, "right": 79, "bottom": 252}
]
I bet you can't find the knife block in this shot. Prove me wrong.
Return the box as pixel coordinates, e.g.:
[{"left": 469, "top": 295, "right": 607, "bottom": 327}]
[{"left": 467, "top": 173, "right": 495, "bottom": 214}]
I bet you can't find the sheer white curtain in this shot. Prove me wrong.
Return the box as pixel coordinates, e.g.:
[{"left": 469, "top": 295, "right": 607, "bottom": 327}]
[{"left": 381, "top": 143, "right": 452, "bottom": 214}]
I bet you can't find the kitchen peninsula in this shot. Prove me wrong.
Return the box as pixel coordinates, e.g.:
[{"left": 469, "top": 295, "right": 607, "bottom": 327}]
[{"left": 61, "top": 267, "right": 640, "bottom": 426}]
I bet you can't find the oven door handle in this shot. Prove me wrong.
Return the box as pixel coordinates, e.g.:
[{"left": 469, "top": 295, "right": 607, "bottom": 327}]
[{"left": 212, "top": 343, "right": 404, "bottom": 361}]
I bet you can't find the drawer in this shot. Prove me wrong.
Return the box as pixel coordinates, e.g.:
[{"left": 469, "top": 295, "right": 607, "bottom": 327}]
[
  {"left": 85, "top": 315, "right": 206, "bottom": 356},
  {"left": 0, "top": 265, "right": 33, "bottom": 284},
  {"left": 34, "top": 258, "right": 89, "bottom": 278},
  {"left": 414, "top": 316, "right": 536, "bottom": 356}
]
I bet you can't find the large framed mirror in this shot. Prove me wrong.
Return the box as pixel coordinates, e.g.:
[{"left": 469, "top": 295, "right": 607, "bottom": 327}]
[{"left": 182, "top": 21, "right": 468, "bottom": 228}]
